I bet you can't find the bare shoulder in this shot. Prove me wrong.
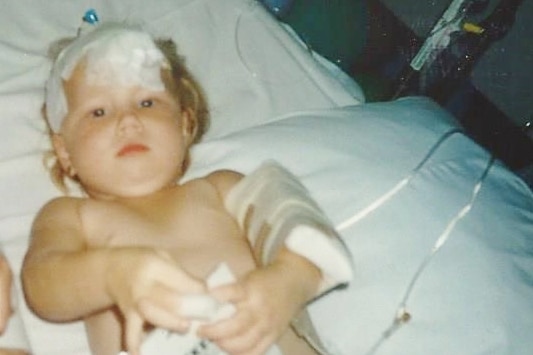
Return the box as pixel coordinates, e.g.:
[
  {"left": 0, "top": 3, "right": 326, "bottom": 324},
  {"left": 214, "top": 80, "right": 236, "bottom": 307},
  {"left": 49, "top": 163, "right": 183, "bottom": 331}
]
[
  {"left": 30, "top": 196, "right": 86, "bottom": 250},
  {"left": 34, "top": 196, "right": 82, "bottom": 225},
  {"left": 204, "top": 169, "right": 243, "bottom": 199}
]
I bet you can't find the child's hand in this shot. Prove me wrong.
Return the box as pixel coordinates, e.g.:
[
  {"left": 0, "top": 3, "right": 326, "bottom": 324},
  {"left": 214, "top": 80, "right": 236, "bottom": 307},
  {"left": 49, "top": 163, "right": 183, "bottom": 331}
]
[
  {"left": 198, "top": 251, "right": 321, "bottom": 355},
  {"left": 0, "top": 254, "right": 13, "bottom": 335},
  {"left": 105, "top": 247, "right": 207, "bottom": 355}
]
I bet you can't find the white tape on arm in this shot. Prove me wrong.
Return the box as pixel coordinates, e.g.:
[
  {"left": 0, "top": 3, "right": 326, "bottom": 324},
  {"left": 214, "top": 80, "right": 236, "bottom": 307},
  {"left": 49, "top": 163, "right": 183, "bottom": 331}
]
[{"left": 225, "top": 161, "right": 353, "bottom": 295}]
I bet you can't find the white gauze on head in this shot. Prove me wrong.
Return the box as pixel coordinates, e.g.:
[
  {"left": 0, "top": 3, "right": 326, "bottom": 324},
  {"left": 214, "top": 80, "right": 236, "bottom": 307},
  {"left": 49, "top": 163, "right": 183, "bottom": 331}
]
[{"left": 45, "top": 23, "right": 169, "bottom": 132}]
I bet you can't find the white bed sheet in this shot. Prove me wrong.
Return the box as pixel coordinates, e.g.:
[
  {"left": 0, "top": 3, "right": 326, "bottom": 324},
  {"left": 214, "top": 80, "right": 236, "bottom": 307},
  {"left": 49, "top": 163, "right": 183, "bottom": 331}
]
[
  {"left": 0, "top": 0, "right": 532, "bottom": 354},
  {"left": 0, "top": 0, "right": 363, "bottom": 161}
]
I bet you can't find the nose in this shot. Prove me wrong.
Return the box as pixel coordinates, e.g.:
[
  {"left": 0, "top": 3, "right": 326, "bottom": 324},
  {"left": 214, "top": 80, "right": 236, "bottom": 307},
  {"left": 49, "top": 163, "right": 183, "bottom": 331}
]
[{"left": 117, "top": 110, "right": 143, "bottom": 135}]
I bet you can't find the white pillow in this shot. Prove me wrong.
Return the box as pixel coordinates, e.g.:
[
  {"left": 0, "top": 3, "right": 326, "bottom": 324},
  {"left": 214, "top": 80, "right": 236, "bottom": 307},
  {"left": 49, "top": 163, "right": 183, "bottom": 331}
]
[{"left": 184, "top": 97, "right": 533, "bottom": 355}]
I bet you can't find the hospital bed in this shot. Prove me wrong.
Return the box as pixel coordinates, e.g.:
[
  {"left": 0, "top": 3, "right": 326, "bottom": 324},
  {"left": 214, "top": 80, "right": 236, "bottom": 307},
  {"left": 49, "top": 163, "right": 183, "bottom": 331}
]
[{"left": 0, "top": 0, "right": 531, "bottom": 354}]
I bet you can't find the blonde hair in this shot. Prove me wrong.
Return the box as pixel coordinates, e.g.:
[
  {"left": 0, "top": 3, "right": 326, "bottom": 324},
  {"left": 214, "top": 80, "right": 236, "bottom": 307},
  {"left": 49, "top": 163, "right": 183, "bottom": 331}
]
[{"left": 44, "top": 36, "right": 209, "bottom": 194}]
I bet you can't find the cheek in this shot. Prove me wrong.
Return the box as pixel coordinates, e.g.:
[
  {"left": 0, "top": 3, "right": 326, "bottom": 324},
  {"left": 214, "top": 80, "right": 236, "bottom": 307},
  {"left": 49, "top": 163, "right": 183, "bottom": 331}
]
[
  {"left": 158, "top": 129, "right": 189, "bottom": 168},
  {"left": 66, "top": 130, "right": 109, "bottom": 169},
  {"left": 159, "top": 117, "right": 187, "bottom": 143},
  {"left": 166, "top": 132, "right": 188, "bottom": 160}
]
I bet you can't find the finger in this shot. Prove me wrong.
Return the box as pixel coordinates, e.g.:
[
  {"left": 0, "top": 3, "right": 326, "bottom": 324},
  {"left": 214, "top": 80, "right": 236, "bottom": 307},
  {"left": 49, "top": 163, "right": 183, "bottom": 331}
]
[
  {"left": 139, "top": 280, "right": 217, "bottom": 322},
  {"left": 137, "top": 297, "right": 190, "bottom": 333},
  {"left": 209, "top": 283, "right": 246, "bottom": 304},
  {"left": 137, "top": 282, "right": 193, "bottom": 319},
  {"left": 150, "top": 262, "right": 206, "bottom": 295},
  {"left": 124, "top": 312, "right": 144, "bottom": 355},
  {"left": 246, "top": 337, "right": 278, "bottom": 355},
  {"left": 227, "top": 339, "right": 273, "bottom": 355},
  {"left": 199, "top": 308, "right": 251, "bottom": 340},
  {"left": 214, "top": 324, "right": 268, "bottom": 355}
]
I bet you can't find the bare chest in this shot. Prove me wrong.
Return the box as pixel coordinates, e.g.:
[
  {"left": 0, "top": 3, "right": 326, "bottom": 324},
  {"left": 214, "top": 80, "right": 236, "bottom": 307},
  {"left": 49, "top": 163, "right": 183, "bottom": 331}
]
[{"left": 80, "top": 184, "right": 255, "bottom": 278}]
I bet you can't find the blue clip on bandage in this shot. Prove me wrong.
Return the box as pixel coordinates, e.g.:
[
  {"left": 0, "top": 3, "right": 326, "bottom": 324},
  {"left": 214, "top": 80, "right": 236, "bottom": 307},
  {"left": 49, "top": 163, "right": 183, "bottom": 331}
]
[{"left": 82, "top": 9, "right": 99, "bottom": 25}]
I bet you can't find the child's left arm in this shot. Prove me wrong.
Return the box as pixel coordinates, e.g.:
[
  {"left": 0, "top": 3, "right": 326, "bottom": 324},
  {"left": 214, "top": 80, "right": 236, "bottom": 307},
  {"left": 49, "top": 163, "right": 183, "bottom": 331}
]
[
  {"left": 199, "top": 247, "right": 320, "bottom": 355},
  {"left": 200, "top": 163, "right": 353, "bottom": 354}
]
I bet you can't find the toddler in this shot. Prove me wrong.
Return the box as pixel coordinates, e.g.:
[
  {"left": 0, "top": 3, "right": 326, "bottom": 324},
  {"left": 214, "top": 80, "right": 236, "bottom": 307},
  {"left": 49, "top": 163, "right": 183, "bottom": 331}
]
[{"left": 21, "top": 23, "right": 352, "bottom": 355}]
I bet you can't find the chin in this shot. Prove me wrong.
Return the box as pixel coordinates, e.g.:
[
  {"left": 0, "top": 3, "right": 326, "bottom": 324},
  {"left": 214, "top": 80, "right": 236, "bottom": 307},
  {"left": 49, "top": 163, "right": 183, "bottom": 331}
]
[
  {"left": 115, "top": 182, "right": 172, "bottom": 198},
  {"left": 117, "top": 168, "right": 179, "bottom": 193},
  {"left": 86, "top": 179, "right": 173, "bottom": 200}
]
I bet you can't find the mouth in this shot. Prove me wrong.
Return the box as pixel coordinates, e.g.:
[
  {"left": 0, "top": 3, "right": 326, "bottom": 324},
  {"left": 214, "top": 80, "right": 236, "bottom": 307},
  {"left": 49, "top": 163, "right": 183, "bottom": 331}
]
[{"left": 117, "top": 143, "right": 149, "bottom": 157}]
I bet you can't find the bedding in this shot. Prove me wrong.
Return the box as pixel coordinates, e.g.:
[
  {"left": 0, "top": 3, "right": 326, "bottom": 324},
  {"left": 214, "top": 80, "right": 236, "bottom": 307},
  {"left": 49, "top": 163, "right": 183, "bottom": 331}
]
[
  {"left": 0, "top": 0, "right": 531, "bottom": 354},
  {"left": 190, "top": 100, "right": 532, "bottom": 355}
]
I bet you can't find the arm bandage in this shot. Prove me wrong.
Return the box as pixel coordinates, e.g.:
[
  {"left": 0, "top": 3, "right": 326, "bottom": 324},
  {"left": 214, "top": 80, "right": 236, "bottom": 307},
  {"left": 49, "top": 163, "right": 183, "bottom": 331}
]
[{"left": 225, "top": 161, "right": 353, "bottom": 295}]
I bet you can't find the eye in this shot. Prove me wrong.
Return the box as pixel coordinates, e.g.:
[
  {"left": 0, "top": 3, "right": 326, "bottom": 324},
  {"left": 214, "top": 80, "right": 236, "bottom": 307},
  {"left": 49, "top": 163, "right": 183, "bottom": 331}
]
[
  {"left": 91, "top": 108, "right": 106, "bottom": 118},
  {"left": 140, "top": 99, "right": 154, "bottom": 108}
]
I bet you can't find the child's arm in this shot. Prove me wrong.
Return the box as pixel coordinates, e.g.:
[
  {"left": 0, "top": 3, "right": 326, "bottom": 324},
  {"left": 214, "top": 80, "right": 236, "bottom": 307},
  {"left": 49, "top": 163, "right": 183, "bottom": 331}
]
[
  {"left": 200, "top": 247, "right": 321, "bottom": 354},
  {"left": 223, "top": 161, "right": 353, "bottom": 294},
  {"left": 22, "top": 197, "right": 207, "bottom": 354},
  {"left": 200, "top": 165, "right": 352, "bottom": 354}
]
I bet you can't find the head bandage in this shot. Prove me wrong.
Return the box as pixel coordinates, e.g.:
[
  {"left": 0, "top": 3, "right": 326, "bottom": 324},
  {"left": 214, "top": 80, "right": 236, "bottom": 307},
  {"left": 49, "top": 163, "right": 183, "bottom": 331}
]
[{"left": 45, "top": 23, "right": 169, "bottom": 132}]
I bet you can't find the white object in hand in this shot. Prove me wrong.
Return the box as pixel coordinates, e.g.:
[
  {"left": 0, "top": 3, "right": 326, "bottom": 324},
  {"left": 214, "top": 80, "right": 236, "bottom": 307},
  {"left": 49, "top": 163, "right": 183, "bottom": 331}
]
[{"left": 140, "top": 262, "right": 281, "bottom": 355}]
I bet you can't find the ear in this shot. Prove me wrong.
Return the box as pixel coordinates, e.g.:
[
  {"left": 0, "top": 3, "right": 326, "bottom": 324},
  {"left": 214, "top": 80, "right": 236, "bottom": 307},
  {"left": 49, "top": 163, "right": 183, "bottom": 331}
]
[
  {"left": 52, "top": 134, "right": 76, "bottom": 177},
  {"left": 181, "top": 108, "right": 198, "bottom": 145}
]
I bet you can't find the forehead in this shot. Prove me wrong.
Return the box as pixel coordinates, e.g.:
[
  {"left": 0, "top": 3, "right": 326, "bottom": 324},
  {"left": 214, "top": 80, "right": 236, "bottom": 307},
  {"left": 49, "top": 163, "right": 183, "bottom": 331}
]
[
  {"left": 62, "top": 59, "right": 183, "bottom": 117},
  {"left": 46, "top": 24, "right": 170, "bottom": 130},
  {"left": 64, "top": 58, "right": 171, "bottom": 92},
  {"left": 66, "top": 29, "right": 168, "bottom": 90}
]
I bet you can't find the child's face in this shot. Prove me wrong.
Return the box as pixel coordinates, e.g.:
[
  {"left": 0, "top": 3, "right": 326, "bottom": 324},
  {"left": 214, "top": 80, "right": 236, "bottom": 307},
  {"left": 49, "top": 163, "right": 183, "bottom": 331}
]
[{"left": 53, "top": 61, "right": 195, "bottom": 199}]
